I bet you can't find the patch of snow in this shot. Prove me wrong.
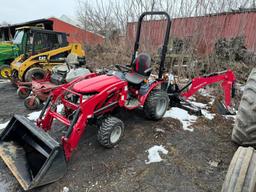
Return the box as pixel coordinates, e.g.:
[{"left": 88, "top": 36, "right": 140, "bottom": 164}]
[
  {"left": 27, "top": 111, "right": 42, "bottom": 121},
  {"left": 27, "top": 104, "right": 63, "bottom": 121},
  {"left": 224, "top": 114, "right": 236, "bottom": 122},
  {"left": 0, "top": 79, "right": 10, "bottom": 84},
  {"left": 154, "top": 128, "right": 165, "bottom": 133},
  {"left": 198, "top": 88, "right": 215, "bottom": 99},
  {"left": 164, "top": 107, "right": 197, "bottom": 131},
  {"left": 189, "top": 100, "right": 215, "bottom": 120},
  {"left": 145, "top": 145, "right": 168, "bottom": 164},
  {"left": 201, "top": 109, "right": 215, "bottom": 120},
  {"left": 0, "top": 121, "right": 9, "bottom": 129},
  {"left": 189, "top": 101, "right": 207, "bottom": 108},
  {"left": 63, "top": 186, "right": 69, "bottom": 192},
  {"left": 189, "top": 96, "right": 196, "bottom": 101},
  {"left": 198, "top": 88, "right": 211, "bottom": 97},
  {"left": 57, "top": 104, "right": 64, "bottom": 113},
  {"left": 0, "top": 104, "right": 64, "bottom": 130},
  {"left": 209, "top": 160, "right": 219, "bottom": 168},
  {"left": 240, "top": 85, "right": 245, "bottom": 92}
]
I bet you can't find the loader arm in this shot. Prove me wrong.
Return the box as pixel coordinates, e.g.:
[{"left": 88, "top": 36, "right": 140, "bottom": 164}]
[
  {"left": 181, "top": 69, "right": 236, "bottom": 107},
  {"left": 37, "top": 76, "right": 128, "bottom": 159},
  {"left": 62, "top": 80, "right": 128, "bottom": 159}
]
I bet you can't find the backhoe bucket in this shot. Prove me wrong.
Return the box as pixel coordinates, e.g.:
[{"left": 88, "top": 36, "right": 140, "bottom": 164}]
[{"left": 0, "top": 115, "right": 67, "bottom": 190}]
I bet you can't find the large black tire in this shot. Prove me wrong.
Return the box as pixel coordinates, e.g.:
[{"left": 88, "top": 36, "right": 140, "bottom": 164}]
[
  {"left": 232, "top": 68, "right": 256, "bottom": 146},
  {"left": 97, "top": 116, "right": 124, "bottom": 148},
  {"left": 24, "top": 67, "right": 45, "bottom": 82},
  {"left": 221, "top": 146, "right": 256, "bottom": 192},
  {"left": 143, "top": 89, "right": 169, "bottom": 120}
]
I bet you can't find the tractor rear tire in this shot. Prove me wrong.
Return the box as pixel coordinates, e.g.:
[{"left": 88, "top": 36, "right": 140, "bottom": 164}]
[
  {"left": 232, "top": 68, "right": 256, "bottom": 146},
  {"left": 144, "top": 89, "right": 169, "bottom": 120},
  {"left": 221, "top": 146, "right": 256, "bottom": 192},
  {"left": 24, "top": 67, "right": 45, "bottom": 82},
  {"left": 0, "top": 64, "right": 11, "bottom": 79},
  {"left": 97, "top": 116, "right": 124, "bottom": 148}
]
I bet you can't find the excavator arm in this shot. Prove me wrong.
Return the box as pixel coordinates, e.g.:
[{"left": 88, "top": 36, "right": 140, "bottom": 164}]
[{"left": 181, "top": 69, "right": 236, "bottom": 107}]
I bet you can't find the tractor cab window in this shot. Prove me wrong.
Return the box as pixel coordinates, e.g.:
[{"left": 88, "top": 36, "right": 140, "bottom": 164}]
[
  {"left": 25, "top": 32, "right": 34, "bottom": 55},
  {"left": 13, "top": 30, "right": 26, "bottom": 54},
  {"left": 33, "top": 33, "right": 48, "bottom": 54},
  {"left": 13, "top": 30, "right": 24, "bottom": 45},
  {"left": 32, "top": 33, "right": 64, "bottom": 55}
]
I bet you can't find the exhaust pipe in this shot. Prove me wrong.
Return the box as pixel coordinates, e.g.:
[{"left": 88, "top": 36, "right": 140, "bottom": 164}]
[{"left": 0, "top": 115, "right": 67, "bottom": 190}]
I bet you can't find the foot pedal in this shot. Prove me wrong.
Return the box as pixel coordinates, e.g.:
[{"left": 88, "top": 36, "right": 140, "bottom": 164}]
[{"left": 125, "top": 98, "right": 140, "bottom": 109}]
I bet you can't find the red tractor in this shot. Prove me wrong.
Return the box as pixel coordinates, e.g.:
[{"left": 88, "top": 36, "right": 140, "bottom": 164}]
[
  {"left": 0, "top": 11, "right": 172, "bottom": 190},
  {"left": 0, "top": 12, "right": 236, "bottom": 191}
]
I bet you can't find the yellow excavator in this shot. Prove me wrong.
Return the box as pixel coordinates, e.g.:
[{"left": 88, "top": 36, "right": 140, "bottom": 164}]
[{"left": 1, "top": 26, "right": 85, "bottom": 82}]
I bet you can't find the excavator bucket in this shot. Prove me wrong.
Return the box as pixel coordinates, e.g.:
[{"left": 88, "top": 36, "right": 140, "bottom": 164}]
[{"left": 0, "top": 115, "right": 67, "bottom": 191}]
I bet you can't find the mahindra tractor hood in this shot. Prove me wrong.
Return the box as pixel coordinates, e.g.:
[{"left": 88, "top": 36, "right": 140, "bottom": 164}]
[{"left": 72, "top": 74, "right": 124, "bottom": 93}]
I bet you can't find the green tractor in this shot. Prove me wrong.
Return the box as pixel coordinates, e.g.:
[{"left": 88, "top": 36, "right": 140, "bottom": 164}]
[{"left": 0, "top": 39, "right": 19, "bottom": 78}]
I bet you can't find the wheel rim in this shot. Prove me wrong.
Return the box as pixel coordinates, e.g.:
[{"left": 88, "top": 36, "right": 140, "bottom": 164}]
[
  {"left": 156, "top": 98, "right": 167, "bottom": 117},
  {"left": 110, "top": 125, "right": 122, "bottom": 144},
  {"left": 0, "top": 66, "right": 11, "bottom": 79}
]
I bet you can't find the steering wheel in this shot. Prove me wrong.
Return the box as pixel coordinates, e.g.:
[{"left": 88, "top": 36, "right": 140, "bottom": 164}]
[{"left": 115, "top": 64, "right": 131, "bottom": 72}]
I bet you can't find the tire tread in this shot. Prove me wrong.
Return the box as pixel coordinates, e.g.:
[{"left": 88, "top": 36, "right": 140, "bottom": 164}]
[
  {"left": 222, "top": 147, "right": 256, "bottom": 192},
  {"left": 232, "top": 68, "right": 256, "bottom": 146},
  {"left": 97, "top": 116, "right": 124, "bottom": 148},
  {"left": 144, "top": 89, "right": 169, "bottom": 120}
]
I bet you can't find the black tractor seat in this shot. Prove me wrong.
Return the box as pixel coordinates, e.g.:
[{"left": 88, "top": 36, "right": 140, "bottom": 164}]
[
  {"left": 125, "top": 72, "right": 147, "bottom": 84},
  {"left": 125, "top": 53, "right": 152, "bottom": 84}
]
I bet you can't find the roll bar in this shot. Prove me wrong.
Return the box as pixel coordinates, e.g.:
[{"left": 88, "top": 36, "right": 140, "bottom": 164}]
[{"left": 131, "top": 11, "right": 171, "bottom": 79}]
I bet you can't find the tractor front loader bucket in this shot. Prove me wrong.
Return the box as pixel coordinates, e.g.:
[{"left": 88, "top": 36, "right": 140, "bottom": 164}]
[{"left": 0, "top": 115, "right": 67, "bottom": 191}]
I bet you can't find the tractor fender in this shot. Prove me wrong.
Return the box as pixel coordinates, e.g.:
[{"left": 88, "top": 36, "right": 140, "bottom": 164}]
[{"left": 139, "top": 80, "right": 163, "bottom": 105}]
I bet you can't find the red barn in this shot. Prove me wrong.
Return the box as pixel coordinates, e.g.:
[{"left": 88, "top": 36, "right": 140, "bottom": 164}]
[
  {"left": 0, "top": 18, "right": 105, "bottom": 46},
  {"left": 126, "top": 9, "right": 256, "bottom": 56},
  {"left": 49, "top": 17, "right": 105, "bottom": 45}
]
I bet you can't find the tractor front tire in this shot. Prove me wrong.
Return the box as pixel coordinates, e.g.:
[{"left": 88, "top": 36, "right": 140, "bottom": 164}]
[
  {"left": 232, "top": 68, "right": 256, "bottom": 146},
  {"left": 24, "top": 67, "right": 45, "bottom": 82},
  {"left": 144, "top": 89, "right": 169, "bottom": 120},
  {"left": 97, "top": 116, "right": 124, "bottom": 148},
  {"left": 221, "top": 146, "right": 256, "bottom": 192}
]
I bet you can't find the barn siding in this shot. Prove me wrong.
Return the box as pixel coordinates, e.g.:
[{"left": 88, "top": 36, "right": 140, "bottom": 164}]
[{"left": 126, "top": 11, "right": 256, "bottom": 55}]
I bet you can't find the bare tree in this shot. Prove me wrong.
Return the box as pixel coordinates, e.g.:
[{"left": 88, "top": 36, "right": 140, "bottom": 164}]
[{"left": 77, "top": 0, "right": 118, "bottom": 37}]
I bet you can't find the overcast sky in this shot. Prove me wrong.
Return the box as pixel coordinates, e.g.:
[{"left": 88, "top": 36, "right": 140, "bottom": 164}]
[{"left": 0, "top": 0, "right": 78, "bottom": 24}]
